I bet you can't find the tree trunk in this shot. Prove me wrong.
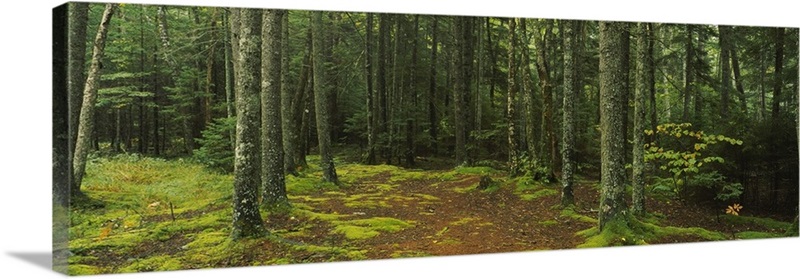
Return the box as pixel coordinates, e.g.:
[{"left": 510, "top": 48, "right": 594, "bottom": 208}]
[
  {"left": 279, "top": 11, "right": 299, "bottom": 176},
  {"left": 507, "top": 18, "right": 520, "bottom": 176},
  {"left": 292, "top": 30, "right": 313, "bottom": 169},
  {"left": 561, "top": 19, "right": 577, "bottom": 207},
  {"left": 428, "top": 17, "right": 439, "bottom": 155},
  {"left": 312, "top": 11, "right": 339, "bottom": 184},
  {"left": 453, "top": 16, "right": 469, "bottom": 165},
  {"left": 67, "top": 2, "right": 88, "bottom": 172},
  {"left": 157, "top": 6, "right": 195, "bottom": 154},
  {"left": 364, "top": 13, "right": 377, "bottom": 164},
  {"left": 683, "top": 25, "right": 694, "bottom": 123},
  {"left": 535, "top": 19, "right": 556, "bottom": 177},
  {"left": 729, "top": 28, "right": 747, "bottom": 115},
  {"left": 72, "top": 3, "right": 116, "bottom": 194},
  {"left": 405, "top": 15, "right": 419, "bottom": 167},
  {"left": 377, "top": 14, "right": 390, "bottom": 163},
  {"left": 632, "top": 22, "right": 651, "bottom": 215},
  {"left": 231, "top": 8, "right": 265, "bottom": 239},
  {"left": 719, "top": 25, "right": 732, "bottom": 119},
  {"left": 261, "top": 9, "right": 289, "bottom": 209},
  {"left": 772, "top": 27, "right": 785, "bottom": 120},
  {"left": 520, "top": 19, "right": 540, "bottom": 167},
  {"left": 224, "top": 11, "right": 235, "bottom": 150},
  {"left": 647, "top": 24, "right": 658, "bottom": 144},
  {"left": 598, "top": 21, "right": 629, "bottom": 230}
]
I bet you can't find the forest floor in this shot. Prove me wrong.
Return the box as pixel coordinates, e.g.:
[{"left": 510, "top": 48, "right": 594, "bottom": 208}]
[{"left": 66, "top": 153, "right": 796, "bottom": 275}]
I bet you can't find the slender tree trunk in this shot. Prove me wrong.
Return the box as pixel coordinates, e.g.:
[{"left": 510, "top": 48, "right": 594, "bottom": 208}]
[
  {"left": 72, "top": 3, "right": 116, "bottom": 193},
  {"left": 648, "top": 24, "right": 658, "bottom": 144},
  {"left": 224, "top": 11, "right": 235, "bottom": 150},
  {"left": 364, "top": 13, "right": 377, "bottom": 164},
  {"left": 428, "top": 17, "right": 439, "bottom": 155},
  {"left": 535, "top": 19, "right": 556, "bottom": 178},
  {"left": 453, "top": 16, "right": 469, "bottom": 165},
  {"left": 719, "top": 25, "right": 732, "bottom": 119},
  {"left": 312, "top": 11, "right": 339, "bottom": 184},
  {"left": 683, "top": 25, "right": 694, "bottom": 123},
  {"left": 231, "top": 8, "right": 265, "bottom": 239},
  {"left": 405, "top": 15, "right": 419, "bottom": 167},
  {"left": 772, "top": 27, "right": 785, "bottom": 120},
  {"left": 157, "top": 6, "right": 194, "bottom": 154},
  {"left": 598, "top": 21, "right": 629, "bottom": 230},
  {"left": 759, "top": 45, "right": 766, "bottom": 122},
  {"left": 279, "top": 11, "right": 299, "bottom": 176},
  {"left": 261, "top": 9, "right": 289, "bottom": 208},
  {"left": 204, "top": 8, "right": 218, "bottom": 127},
  {"left": 561, "top": 20, "right": 577, "bottom": 207},
  {"left": 520, "top": 19, "right": 540, "bottom": 167},
  {"left": 507, "top": 18, "right": 520, "bottom": 176},
  {"left": 632, "top": 22, "right": 651, "bottom": 215},
  {"left": 292, "top": 30, "right": 313, "bottom": 168},
  {"left": 377, "top": 14, "right": 390, "bottom": 163},
  {"left": 729, "top": 29, "right": 747, "bottom": 115}
]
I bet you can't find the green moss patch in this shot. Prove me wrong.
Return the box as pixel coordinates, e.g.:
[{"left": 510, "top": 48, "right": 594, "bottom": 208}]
[
  {"left": 332, "top": 217, "right": 414, "bottom": 240},
  {"left": 720, "top": 214, "right": 792, "bottom": 231},
  {"left": 577, "top": 216, "right": 727, "bottom": 248}
]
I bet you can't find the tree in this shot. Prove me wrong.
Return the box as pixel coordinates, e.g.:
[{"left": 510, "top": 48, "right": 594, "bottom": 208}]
[
  {"left": 312, "top": 11, "right": 339, "bottom": 184},
  {"left": 280, "top": 12, "right": 299, "bottom": 175},
  {"left": 507, "top": 18, "right": 520, "bottom": 176},
  {"left": 72, "top": 3, "right": 117, "bottom": 195},
  {"left": 535, "top": 19, "right": 557, "bottom": 175},
  {"left": 719, "top": 25, "right": 732, "bottom": 119},
  {"left": 772, "top": 27, "right": 785, "bottom": 120},
  {"left": 683, "top": 25, "right": 694, "bottom": 123},
  {"left": 598, "top": 21, "right": 629, "bottom": 230},
  {"left": 230, "top": 8, "right": 265, "bottom": 239},
  {"left": 427, "top": 16, "right": 439, "bottom": 155},
  {"left": 157, "top": 6, "right": 195, "bottom": 154},
  {"left": 452, "top": 16, "right": 470, "bottom": 166},
  {"left": 561, "top": 20, "right": 577, "bottom": 207},
  {"left": 67, "top": 2, "right": 89, "bottom": 181},
  {"left": 632, "top": 22, "right": 652, "bottom": 215},
  {"left": 261, "top": 9, "right": 289, "bottom": 209},
  {"left": 363, "top": 13, "right": 377, "bottom": 165}
]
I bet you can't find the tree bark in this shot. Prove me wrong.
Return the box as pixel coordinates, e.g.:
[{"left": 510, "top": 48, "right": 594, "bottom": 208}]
[
  {"left": 535, "top": 19, "right": 556, "bottom": 177},
  {"left": 279, "top": 11, "right": 299, "bottom": 176},
  {"left": 428, "top": 17, "right": 439, "bottom": 155},
  {"left": 507, "top": 18, "right": 520, "bottom": 176},
  {"left": 364, "top": 13, "right": 377, "bottom": 165},
  {"left": 561, "top": 20, "right": 577, "bottom": 207},
  {"left": 72, "top": 3, "right": 116, "bottom": 194},
  {"left": 67, "top": 2, "right": 89, "bottom": 172},
  {"left": 520, "top": 19, "right": 540, "bottom": 167},
  {"left": 719, "top": 25, "right": 732, "bottom": 119},
  {"left": 453, "top": 16, "right": 469, "bottom": 165},
  {"left": 261, "top": 9, "right": 289, "bottom": 208},
  {"left": 632, "top": 22, "right": 651, "bottom": 215},
  {"left": 598, "top": 21, "right": 629, "bottom": 230},
  {"left": 682, "top": 25, "right": 694, "bottom": 123},
  {"left": 231, "top": 8, "right": 266, "bottom": 239},
  {"left": 312, "top": 11, "right": 339, "bottom": 184},
  {"left": 772, "top": 27, "right": 785, "bottom": 120}
]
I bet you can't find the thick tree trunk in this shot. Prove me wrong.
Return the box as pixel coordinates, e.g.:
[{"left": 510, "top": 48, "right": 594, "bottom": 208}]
[
  {"left": 67, "top": 2, "right": 88, "bottom": 171},
  {"left": 231, "top": 8, "right": 265, "bottom": 239},
  {"left": 507, "top": 18, "right": 520, "bottom": 176},
  {"left": 561, "top": 20, "right": 577, "bottom": 207},
  {"left": 598, "top": 21, "right": 629, "bottom": 230},
  {"left": 535, "top": 20, "right": 556, "bottom": 177},
  {"left": 72, "top": 3, "right": 116, "bottom": 194},
  {"left": 520, "top": 19, "right": 540, "bottom": 167},
  {"left": 312, "top": 11, "right": 339, "bottom": 184},
  {"left": 632, "top": 22, "right": 651, "bottom": 215},
  {"left": 261, "top": 9, "right": 289, "bottom": 208}
]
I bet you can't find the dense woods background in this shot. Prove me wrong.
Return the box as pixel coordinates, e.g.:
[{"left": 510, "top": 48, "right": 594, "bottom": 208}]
[{"left": 46, "top": 0, "right": 798, "bottom": 277}]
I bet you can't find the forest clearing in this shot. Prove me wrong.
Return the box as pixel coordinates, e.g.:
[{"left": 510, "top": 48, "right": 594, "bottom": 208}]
[
  {"left": 66, "top": 153, "right": 794, "bottom": 275},
  {"left": 53, "top": 2, "right": 799, "bottom": 276}
]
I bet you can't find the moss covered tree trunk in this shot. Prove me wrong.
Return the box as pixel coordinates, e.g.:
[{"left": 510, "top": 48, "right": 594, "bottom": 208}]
[
  {"left": 598, "top": 21, "right": 629, "bottom": 230},
  {"left": 261, "top": 9, "right": 289, "bottom": 209},
  {"left": 561, "top": 20, "right": 577, "bottom": 207},
  {"left": 231, "top": 8, "right": 265, "bottom": 239},
  {"left": 507, "top": 18, "right": 520, "bottom": 176},
  {"left": 72, "top": 3, "right": 116, "bottom": 194},
  {"left": 632, "top": 22, "right": 651, "bottom": 215},
  {"left": 312, "top": 11, "right": 339, "bottom": 184}
]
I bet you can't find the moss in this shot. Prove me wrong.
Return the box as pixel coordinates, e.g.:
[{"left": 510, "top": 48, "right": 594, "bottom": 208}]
[
  {"left": 440, "top": 166, "right": 500, "bottom": 181},
  {"left": 287, "top": 175, "right": 338, "bottom": 195},
  {"left": 736, "top": 231, "right": 782, "bottom": 239},
  {"left": 720, "top": 214, "right": 792, "bottom": 231},
  {"left": 577, "top": 216, "right": 728, "bottom": 248},
  {"left": 561, "top": 207, "right": 598, "bottom": 224},
  {"left": 332, "top": 217, "right": 414, "bottom": 240},
  {"left": 119, "top": 255, "right": 183, "bottom": 273},
  {"left": 538, "top": 220, "right": 558, "bottom": 226},
  {"left": 68, "top": 264, "right": 104, "bottom": 275},
  {"left": 520, "top": 189, "right": 558, "bottom": 201}
]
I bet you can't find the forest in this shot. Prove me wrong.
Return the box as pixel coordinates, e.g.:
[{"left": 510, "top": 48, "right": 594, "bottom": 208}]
[{"left": 52, "top": 2, "right": 799, "bottom": 275}]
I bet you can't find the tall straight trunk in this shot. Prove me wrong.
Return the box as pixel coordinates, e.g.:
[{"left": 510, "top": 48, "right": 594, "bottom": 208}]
[
  {"left": 474, "top": 17, "right": 483, "bottom": 132},
  {"left": 632, "top": 22, "right": 651, "bottom": 215},
  {"left": 72, "top": 3, "right": 116, "bottom": 193},
  {"left": 293, "top": 30, "right": 313, "bottom": 168},
  {"left": 719, "top": 25, "right": 732, "bottom": 119},
  {"left": 428, "top": 17, "right": 439, "bottom": 155},
  {"left": 405, "top": 15, "right": 419, "bottom": 167},
  {"left": 507, "top": 18, "right": 520, "bottom": 176},
  {"left": 561, "top": 19, "right": 577, "bottom": 207},
  {"left": 535, "top": 19, "right": 556, "bottom": 176},
  {"left": 364, "top": 13, "right": 377, "bottom": 164},
  {"left": 486, "top": 17, "right": 497, "bottom": 111},
  {"left": 224, "top": 11, "right": 235, "bottom": 150},
  {"left": 67, "top": 2, "right": 88, "bottom": 170},
  {"left": 729, "top": 30, "right": 747, "bottom": 115},
  {"left": 280, "top": 11, "right": 299, "bottom": 175},
  {"left": 204, "top": 8, "right": 218, "bottom": 127},
  {"left": 65, "top": 2, "right": 89, "bottom": 200},
  {"left": 377, "top": 14, "right": 390, "bottom": 163},
  {"left": 312, "top": 11, "right": 339, "bottom": 184},
  {"left": 452, "top": 16, "right": 469, "bottom": 165},
  {"left": 759, "top": 44, "right": 767, "bottom": 122},
  {"left": 231, "top": 8, "right": 265, "bottom": 239},
  {"left": 683, "top": 25, "right": 694, "bottom": 123},
  {"left": 648, "top": 24, "right": 658, "bottom": 144},
  {"left": 520, "top": 19, "right": 540, "bottom": 166},
  {"left": 598, "top": 21, "right": 629, "bottom": 230},
  {"left": 772, "top": 27, "right": 785, "bottom": 120},
  {"left": 261, "top": 9, "right": 289, "bottom": 208}
]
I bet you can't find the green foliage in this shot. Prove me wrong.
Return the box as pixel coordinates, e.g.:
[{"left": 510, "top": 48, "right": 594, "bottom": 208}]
[
  {"left": 645, "top": 123, "right": 743, "bottom": 200},
  {"left": 194, "top": 117, "right": 236, "bottom": 173}
]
